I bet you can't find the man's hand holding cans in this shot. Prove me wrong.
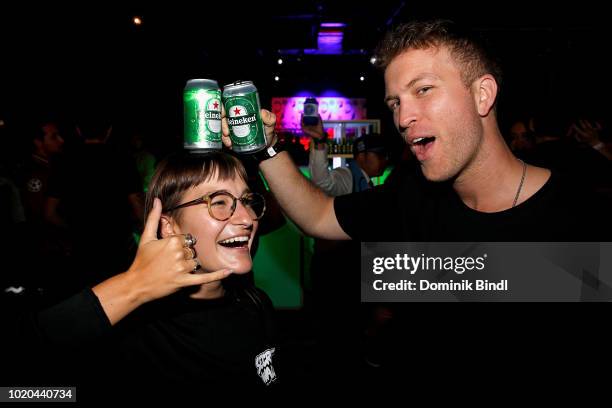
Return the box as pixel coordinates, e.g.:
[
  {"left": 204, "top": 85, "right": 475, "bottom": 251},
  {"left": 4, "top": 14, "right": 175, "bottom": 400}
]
[
  {"left": 220, "top": 81, "right": 276, "bottom": 153},
  {"left": 221, "top": 105, "right": 277, "bottom": 149}
]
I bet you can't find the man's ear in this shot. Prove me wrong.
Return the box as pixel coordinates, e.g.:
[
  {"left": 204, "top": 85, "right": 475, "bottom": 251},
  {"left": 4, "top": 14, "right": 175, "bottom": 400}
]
[
  {"left": 474, "top": 74, "right": 498, "bottom": 117},
  {"left": 160, "top": 215, "right": 179, "bottom": 238}
]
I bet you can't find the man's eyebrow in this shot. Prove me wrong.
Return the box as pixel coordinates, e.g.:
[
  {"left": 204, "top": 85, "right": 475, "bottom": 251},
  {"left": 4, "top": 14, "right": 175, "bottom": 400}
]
[
  {"left": 405, "top": 73, "right": 439, "bottom": 89},
  {"left": 384, "top": 94, "right": 398, "bottom": 104},
  {"left": 384, "top": 73, "right": 439, "bottom": 103}
]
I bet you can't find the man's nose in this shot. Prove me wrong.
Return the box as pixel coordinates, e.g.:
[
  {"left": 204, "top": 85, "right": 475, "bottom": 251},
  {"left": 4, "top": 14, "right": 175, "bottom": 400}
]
[{"left": 398, "top": 102, "right": 418, "bottom": 131}]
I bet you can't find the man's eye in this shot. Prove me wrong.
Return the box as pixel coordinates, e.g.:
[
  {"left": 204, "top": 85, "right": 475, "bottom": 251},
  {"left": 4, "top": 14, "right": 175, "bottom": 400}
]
[
  {"left": 388, "top": 101, "right": 399, "bottom": 111},
  {"left": 417, "top": 86, "right": 432, "bottom": 95}
]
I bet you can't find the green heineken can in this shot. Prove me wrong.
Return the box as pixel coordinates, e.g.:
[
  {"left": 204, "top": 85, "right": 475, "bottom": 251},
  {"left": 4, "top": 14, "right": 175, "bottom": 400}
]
[
  {"left": 184, "top": 79, "right": 222, "bottom": 151},
  {"left": 222, "top": 80, "right": 267, "bottom": 154}
]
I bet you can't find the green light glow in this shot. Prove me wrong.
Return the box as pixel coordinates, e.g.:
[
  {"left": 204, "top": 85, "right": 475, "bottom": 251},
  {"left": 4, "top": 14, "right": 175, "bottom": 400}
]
[
  {"left": 372, "top": 165, "right": 394, "bottom": 186},
  {"left": 194, "top": 89, "right": 208, "bottom": 104}
]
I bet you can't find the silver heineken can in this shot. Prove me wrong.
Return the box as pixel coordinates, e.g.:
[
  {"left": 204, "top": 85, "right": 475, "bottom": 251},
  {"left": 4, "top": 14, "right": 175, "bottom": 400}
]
[
  {"left": 184, "top": 79, "right": 222, "bottom": 151},
  {"left": 222, "top": 80, "right": 267, "bottom": 154}
]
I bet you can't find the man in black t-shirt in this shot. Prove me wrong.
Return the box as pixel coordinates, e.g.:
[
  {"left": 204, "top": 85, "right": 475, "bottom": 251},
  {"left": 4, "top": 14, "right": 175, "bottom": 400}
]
[
  {"left": 12, "top": 119, "right": 65, "bottom": 292},
  {"left": 221, "top": 20, "right": 609, "bottom": 243},
  {"left": 220, "top": 19, "right": 611, "bottom": 382}
]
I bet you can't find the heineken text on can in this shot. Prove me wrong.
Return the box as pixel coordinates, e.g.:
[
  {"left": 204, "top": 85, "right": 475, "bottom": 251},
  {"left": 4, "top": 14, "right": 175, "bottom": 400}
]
[
  {"left": 184, "top": 79, "right": 222, "bottom": 150},
  {"left": 222, "top": 81, "right": 267, "bottom": 153}
]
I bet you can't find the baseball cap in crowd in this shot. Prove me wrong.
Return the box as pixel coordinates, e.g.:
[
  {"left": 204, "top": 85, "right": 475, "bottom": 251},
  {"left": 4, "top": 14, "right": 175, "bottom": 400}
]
[{"left": 353, "top": 133, "right": 387, "bottom": 156}]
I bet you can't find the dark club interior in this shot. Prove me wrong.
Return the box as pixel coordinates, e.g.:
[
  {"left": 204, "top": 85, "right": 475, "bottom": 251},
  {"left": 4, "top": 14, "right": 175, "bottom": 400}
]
[{"left": 1, "top": 1, "right": 610, "bottom": 402}]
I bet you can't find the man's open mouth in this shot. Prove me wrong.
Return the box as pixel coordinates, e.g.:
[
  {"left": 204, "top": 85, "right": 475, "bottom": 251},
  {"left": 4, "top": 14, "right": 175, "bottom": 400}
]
[
  {"left": 411, "top": 136, "right": 436, "bottom": 146},
  {"left": 410, "top": 136, "right": 436, "bottom": 161}
]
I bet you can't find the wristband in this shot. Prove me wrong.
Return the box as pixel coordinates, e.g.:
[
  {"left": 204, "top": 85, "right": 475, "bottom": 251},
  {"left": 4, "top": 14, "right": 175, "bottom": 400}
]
[{"left": 251, "top": 139, "right": 284, "bottom": 163}]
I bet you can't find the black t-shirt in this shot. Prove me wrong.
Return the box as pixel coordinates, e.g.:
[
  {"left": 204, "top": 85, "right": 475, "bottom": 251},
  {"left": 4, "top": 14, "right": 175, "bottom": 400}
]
[
  {"left": 111, "top": 286, "right": 280, "bottom": 392},
  {"left": 531, "top": 139, "right": 612, "bottom": 192},
  {"left": 333, "top": 163, "right": 611, "bottom": 380},
  {"left": 7, "top": 286, "right": 280, "bottom": 400},
  {"left": 335, "top": 164, "right": 610, "bottom": 242},
  {"left": 18, "top": 154, "right": 52, "bottom": 224}
]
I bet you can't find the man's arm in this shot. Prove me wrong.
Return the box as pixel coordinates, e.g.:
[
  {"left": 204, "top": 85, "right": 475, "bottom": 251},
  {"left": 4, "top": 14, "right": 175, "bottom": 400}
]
[
  {"left": 569, "top": 119, "right": 612, "bottom": 160},
  {"left": 222, "top": 108, "right": 350, "bottom": 240},
  {"left": 304, "top": 115, "right": 353, "bottom": 196},
  {"left": 309, "top": 145, "right": 353, "bottom": 196},
  {"left": 259, "top": 150, "right": 350, "bottom": 240}
]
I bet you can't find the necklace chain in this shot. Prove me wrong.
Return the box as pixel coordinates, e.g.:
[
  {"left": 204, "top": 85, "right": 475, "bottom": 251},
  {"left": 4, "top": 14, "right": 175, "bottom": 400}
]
[{"left": 512, "top": 159, "right": 527, "bottom": 208}]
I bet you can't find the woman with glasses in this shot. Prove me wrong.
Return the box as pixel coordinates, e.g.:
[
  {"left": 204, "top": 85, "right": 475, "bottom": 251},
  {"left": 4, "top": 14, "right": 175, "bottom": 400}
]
[{"left": 9, "top": 151, "right": 280, "bottom": 398}]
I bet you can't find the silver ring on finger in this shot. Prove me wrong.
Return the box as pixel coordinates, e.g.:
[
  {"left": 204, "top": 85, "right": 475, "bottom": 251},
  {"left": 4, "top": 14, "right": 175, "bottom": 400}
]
[
  {"left": 184, "top": 233, "right": 196, "bottom": 248},
  {"left": 192, "top": 257, "right": 201, "bottom": 272},
  {"left": 184, "top": 246, "right": 196, "bottom": 260}
]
